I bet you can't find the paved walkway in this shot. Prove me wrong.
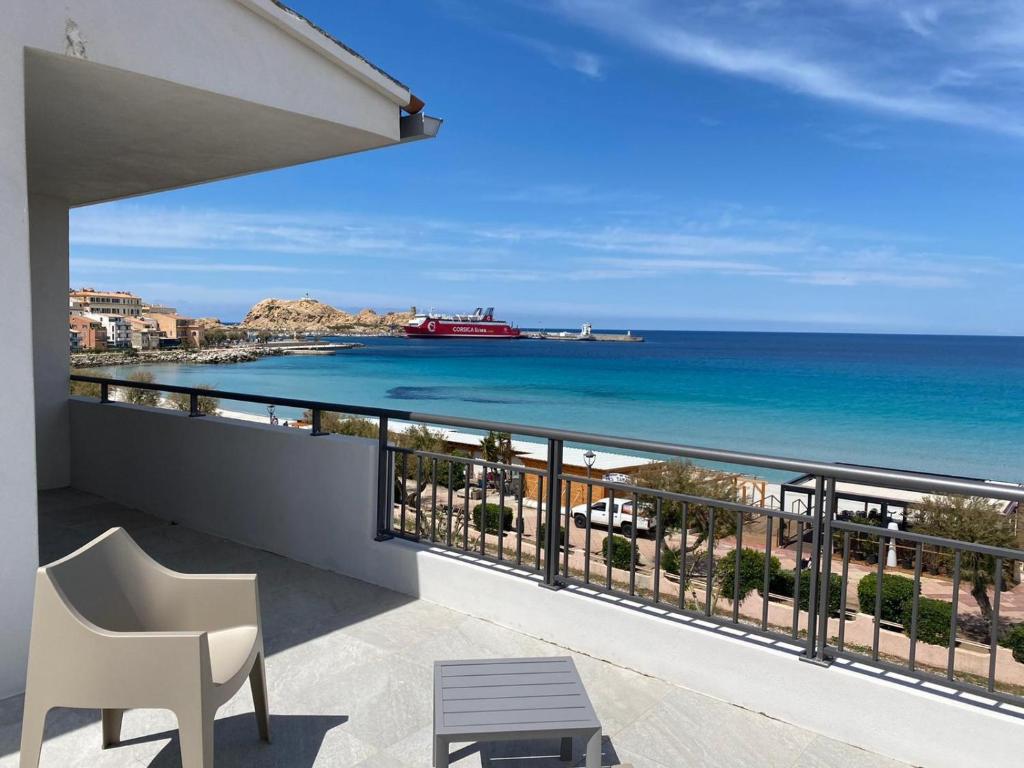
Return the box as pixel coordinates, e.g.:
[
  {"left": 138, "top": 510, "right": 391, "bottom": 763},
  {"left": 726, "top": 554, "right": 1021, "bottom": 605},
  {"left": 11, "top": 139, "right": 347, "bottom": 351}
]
[{"left": 0, "top": 489, "right": 908, "bottom": 767}]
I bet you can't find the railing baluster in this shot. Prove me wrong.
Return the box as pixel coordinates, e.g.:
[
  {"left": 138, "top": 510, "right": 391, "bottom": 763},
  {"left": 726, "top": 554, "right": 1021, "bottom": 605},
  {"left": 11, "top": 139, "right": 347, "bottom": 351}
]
[
  {"left": 584, "top": 481, "right": 594, "bottom": 584},
  {"left": 515, "top": 470, "right": 524, "bottom": 567},
  {"left": 446, "top": 462, "right": 454, "bottom": 547},
  {"left": 430, "top": 458, "right": 438, "bottom": 543},
  {"left": 629, "top": 492, "right": 639, "bottom": 597},
  {"left": 498, "top": 469, "right": 507, "bottom": 562},
  {"left": 873, "top": 536, "right": 885, "bottom": 662},
  {"left": 760, "top": 516, "right": 773, "bottom": 630},
  {"left": 989, "top": 559, "right": 1003, "bottom": 692},
  {"left": 400, "top": 451, "right": 408, "bottom": 537},
  {"left": 653, "top": 498, "right": 662, "bottom": 604},
  {"left": 535, "top": 475, "right": 544, "bottom": 570},
  {"left": 732, "top": 511, "right": 742, "bottom": 624},
  {"left": 563, "top": 479, "right": 572, "bottom": 578},
  {"left": 947, "top": 550, "right": 961, "bottom": 680},
  {"left": 908, "top": 541, "right": 923, "bottom": 671},
  {"left": 804, "top": 477, "right": 824, "bottom": 659},
  {"left": 705, "top": 507, "right": 715, "bottom": 618},
  {"left": 414, "top": 457, "right": 423, "bottom": 541},
  {"left": 606, "top": 489, "right": 616, "bottom": 590},
  {"left": 792, "top": 522, "right": 804, "bottom": 639},
  {"left": 838, "top": 532, "right": 850, "bottom": 650},
  {"left": 678, "top": 502, "right": 688, "bottom": 611},
  {"left": 480, "top": 469, "right": 487, "bottom": 556},
  {"left": 463, "top": 469, "right": 470, "bottom": 552},
  {"left": 814, "top": 477, "right": 835, "bottom": 663}
]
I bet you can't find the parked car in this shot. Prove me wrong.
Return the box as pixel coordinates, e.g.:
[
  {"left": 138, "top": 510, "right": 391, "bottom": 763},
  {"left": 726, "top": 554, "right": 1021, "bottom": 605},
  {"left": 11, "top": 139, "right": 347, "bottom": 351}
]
[{"left": 571, "top": 497, "right": 655, "bottom": 537}]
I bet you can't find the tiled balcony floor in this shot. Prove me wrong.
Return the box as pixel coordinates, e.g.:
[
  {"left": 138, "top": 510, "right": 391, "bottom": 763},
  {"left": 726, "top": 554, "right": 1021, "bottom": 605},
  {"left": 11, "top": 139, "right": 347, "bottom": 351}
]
[{"left": 0, "top": 489, "right": 907, "bottom": 768}]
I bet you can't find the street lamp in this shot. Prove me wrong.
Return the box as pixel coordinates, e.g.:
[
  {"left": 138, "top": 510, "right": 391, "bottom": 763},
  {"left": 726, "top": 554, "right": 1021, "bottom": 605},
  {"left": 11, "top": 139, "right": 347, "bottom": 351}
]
[
  {"left": 267, "top": 404, "right": 277, "bottom": 425},
  {"left": 583, "top": 450, "right": 597, "bottom": 481}
]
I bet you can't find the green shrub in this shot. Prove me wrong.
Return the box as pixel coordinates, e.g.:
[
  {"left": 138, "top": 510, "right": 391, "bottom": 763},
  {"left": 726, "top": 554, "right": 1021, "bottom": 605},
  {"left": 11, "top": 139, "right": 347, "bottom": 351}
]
[
  {"left": 799, "top": 572, "right": 843, "bottom": 617},
  {"left": 857, "top": 573, "right": 915, "bottom": 623},
  {"left": 1001, "top": 624, "right": 1024, "bottom": 664},
  {"left": 661, "top": 547, "right": 681, "bottom": 576},
  {"left": 766, "top": 569, "right": 795, "bottom": 597},
  {"left": 603, "top": 534, "right": 639, "bottom": 570},
  {"left": 538, "top": 521, "right": 567, "bottom": 548},
  {"left": 763, "top": 569, "right": 842, "bottom": 616},
  {"left": 904, "top": 597, "right": 952, "bottom": 647},
  {"left": 472, "top": 503, "right": 513, "bottom": 534},
  {"left": 124, "top": 371, "right": 159, "bottom": 407},
  {"left": 717, "top": 548, "right": 781, "bottom": 601}
]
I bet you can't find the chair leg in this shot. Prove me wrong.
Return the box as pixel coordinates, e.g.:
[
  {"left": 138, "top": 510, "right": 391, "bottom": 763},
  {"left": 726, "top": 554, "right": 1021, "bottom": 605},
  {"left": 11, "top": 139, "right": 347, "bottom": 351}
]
[
  {"left": 18, "top": 694, "right": 49, "bottom": 768},
  {"left": 249, "top": 652, "right": 271, "bottom": 743},
  {"left": 176, "top": 707, "right": 214, "bottom": 768},
  {"left": 101, "top": 708, "right": 125, "bottom": 748}
]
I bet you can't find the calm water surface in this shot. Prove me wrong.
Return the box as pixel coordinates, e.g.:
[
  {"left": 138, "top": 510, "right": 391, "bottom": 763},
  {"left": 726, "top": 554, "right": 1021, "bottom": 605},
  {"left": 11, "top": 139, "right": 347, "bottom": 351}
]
[{"left": 103, "top": 332, "right": 1024, "bottom": 483}]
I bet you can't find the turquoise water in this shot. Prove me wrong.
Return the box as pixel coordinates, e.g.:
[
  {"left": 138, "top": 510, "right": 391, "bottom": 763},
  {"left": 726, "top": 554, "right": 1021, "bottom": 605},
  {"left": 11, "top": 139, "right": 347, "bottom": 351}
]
[{"left": 101, "top": 332, "right": 1024, "bottom": 483}]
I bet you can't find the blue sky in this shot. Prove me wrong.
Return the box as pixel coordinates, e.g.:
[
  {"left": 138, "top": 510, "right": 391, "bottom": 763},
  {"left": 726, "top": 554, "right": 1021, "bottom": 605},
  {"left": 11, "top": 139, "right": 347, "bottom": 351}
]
[{"left": 69, "top": 0, "right": 1024, "bottom": 333}]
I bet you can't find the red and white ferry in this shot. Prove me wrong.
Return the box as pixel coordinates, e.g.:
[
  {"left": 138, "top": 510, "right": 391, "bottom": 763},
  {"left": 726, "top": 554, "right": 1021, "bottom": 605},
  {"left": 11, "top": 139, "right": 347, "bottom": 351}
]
[{"left": 404, "top": 307, "right": 521, "bottom": 339}]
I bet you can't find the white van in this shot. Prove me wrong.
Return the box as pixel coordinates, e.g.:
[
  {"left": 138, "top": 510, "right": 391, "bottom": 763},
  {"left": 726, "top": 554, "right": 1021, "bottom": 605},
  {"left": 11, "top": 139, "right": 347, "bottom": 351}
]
[{"left": 570, "top": 497, "right": 654, "bottom": 537}]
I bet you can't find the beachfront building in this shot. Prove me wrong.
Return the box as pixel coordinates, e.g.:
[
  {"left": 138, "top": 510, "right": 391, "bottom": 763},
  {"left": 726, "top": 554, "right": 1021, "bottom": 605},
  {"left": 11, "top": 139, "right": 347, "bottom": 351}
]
[
  {"left": 67, "top": 315, "right": 106, "bottom": 351},
  {"left": 127, "top": 316, "right": 162, "bottom": 351},
  {"left": 68, "top": 288, "right": 143, "bottom": 317},
  {"left": 5, "top": 3, "right": 1024, "bottom": 768},
  {"left": 147, "top": 312, "right": 205, "bottom": 348}
]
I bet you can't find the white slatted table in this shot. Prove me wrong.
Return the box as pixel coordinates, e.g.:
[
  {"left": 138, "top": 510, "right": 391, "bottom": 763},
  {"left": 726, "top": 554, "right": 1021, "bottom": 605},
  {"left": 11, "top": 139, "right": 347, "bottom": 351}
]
[{"left": 433, "top": 657, "right": 602, "bottom": 767}]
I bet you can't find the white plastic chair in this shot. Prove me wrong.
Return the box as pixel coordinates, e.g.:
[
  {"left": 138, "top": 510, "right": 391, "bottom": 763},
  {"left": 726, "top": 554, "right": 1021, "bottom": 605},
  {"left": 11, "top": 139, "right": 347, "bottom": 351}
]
[{"left": 19, "top": 527, "right": 270, "bottom": 767}]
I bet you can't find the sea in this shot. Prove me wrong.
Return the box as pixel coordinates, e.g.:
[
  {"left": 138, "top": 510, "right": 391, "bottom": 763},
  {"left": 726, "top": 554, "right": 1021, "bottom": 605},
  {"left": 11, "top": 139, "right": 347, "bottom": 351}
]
[{"left": 101, "top": 331, "right": 1024, "bottom": 484}]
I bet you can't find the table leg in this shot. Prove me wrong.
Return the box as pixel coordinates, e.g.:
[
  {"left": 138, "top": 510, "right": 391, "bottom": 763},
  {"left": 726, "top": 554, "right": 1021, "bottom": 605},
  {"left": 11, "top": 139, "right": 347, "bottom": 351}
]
[
  {"left": 585, "top": 728, "right": 602, "bottom": 768},
  {"left": 560, "top": 736, "right": 573, "bottom": 761},
  {"left": 434, "top": 736, "right": 448, "bottom": 767}
]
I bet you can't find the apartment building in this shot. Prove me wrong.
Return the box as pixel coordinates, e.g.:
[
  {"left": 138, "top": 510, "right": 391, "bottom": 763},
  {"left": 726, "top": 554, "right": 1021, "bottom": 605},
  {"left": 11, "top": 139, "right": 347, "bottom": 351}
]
[
  {"left": 68, "top": 289, "right": 143, "bottom": 317},
  {"left": 68, "top": 315, "right": 107, "bottom": 350},
  {"left": 127, "top": 317, "right": 162, "bottom": 351},
  {"left": 148, "top": 312, "right": 205, "bottom": 348},
  {"left": 85, "top": 312, "right": 131, "bottom": 348}
]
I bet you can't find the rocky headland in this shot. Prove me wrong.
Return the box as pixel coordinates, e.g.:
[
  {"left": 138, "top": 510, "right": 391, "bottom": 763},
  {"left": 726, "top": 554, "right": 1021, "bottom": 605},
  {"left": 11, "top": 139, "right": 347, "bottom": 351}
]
[{"left": 239, "top": 298, "right": 414, "bottom": 335}]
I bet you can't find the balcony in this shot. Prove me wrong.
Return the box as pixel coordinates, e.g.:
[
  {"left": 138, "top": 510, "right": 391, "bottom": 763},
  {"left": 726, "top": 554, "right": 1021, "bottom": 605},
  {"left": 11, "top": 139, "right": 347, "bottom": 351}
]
[
  {"left": 7, "top": 376, "right": 1024, "bottom": 767},
  {"left": 0, "top": 488, "right": 904, "bottom": 768}
]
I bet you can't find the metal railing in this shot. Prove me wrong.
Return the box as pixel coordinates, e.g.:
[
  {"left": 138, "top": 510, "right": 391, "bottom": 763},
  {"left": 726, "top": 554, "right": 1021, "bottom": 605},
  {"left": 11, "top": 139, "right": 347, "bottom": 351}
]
[{"left": 70, "top": 374, "right": 1024, "bottom": 706}]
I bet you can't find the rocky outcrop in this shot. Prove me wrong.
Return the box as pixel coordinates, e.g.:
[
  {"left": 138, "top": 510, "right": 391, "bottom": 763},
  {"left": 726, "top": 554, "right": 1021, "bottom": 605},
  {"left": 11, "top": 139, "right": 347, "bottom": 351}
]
[
  {"left": 239, "top": 298, "right": 414, "bottom": 335},
  {"left": 70, "top": 346, "right": 282, "bottom": 368}
]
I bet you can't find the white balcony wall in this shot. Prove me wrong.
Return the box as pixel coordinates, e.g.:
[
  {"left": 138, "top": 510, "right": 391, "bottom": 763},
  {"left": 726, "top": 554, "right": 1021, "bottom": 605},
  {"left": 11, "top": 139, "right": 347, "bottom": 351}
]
[
  {"left": 69, "top": 399, "right": 1024, "bottom": 768},
  {"left": 0, "top": 45, "right": 38, "bottom": 701}
]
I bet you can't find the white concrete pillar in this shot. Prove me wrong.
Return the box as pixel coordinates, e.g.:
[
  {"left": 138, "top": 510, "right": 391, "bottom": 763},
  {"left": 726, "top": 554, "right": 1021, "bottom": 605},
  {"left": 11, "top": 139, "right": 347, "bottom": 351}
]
[
  {"left": 0, "top": 47, "right": 40, "bottom": 699},
  {"left": 30, "top": 194, "right": 70, "bottom": 490}
]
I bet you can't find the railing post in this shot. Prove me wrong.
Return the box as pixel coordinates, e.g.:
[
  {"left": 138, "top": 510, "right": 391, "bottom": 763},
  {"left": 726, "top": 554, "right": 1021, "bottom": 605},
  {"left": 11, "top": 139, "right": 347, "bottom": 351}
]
[
  {"left": 800, "top": 476, "right": 824, "bottom": 662},
  {"left": 540, "top": 438, "right": 564, "bottom": 590},
  {"left": 375, "top": 415, "right": 393, "bottom": 541},
  {"left": 188, "top": 392, "right": 202, "bottom": 417},
  {"left": 814, "top": 477, "right": 836, "bottom": 664},
  {"left": 99, "top": 381, "right": 110, "bottom": 403},
  {"left": 310, "top": 409, "right": 323, "bottom": 435}
]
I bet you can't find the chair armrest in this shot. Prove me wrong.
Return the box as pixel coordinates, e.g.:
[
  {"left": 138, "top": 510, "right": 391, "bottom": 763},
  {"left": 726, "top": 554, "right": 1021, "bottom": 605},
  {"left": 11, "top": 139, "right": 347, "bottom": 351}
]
[{"left": 156, "top": 572, "right": 262, "bottom": 633}]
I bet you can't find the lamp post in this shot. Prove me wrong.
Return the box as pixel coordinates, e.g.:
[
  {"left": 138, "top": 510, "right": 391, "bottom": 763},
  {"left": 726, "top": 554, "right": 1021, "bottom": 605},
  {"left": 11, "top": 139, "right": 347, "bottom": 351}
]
[
  {"left": 583, "top": 450, "right": 596, "bottom": 481},
  {"left": 267, "top": 404, "right": 278, "bottom": 426}
]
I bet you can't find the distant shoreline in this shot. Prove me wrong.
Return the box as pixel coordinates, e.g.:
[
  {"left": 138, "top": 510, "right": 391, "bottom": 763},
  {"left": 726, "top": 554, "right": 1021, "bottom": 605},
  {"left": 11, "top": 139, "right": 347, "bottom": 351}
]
[{"left": 70, "top": 345, "right": 283, "bottom": 368}]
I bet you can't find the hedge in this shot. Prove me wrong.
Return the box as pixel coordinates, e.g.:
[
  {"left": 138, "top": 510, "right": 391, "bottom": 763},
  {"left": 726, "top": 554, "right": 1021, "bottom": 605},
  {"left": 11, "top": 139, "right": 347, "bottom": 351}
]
[
  {"left": 857, "top": 573, "right": 915, "bottom": 623},
  {"left": 717, "top": 548, "right": 781, "bottom": 601},
  {"left": 661, "top": 547, "right": 681, "bottom": 576},
  {"left": 763, "top": 568, "right": 842, "bottom": 616},
  {"left": 1001, "top": 624, "right": 1024, "bottom": 664},
  {"left": 603, "top": 534, "right": 639, "bottom": 571},
  {"left": 538, "top": 521, "right": 567, "bottom": 548},
  {"left": 903, "top": 597, "right": 952, "bottom": 647},
  {"left": 472, "top": 503, "right": 513, "bottom": 534}
]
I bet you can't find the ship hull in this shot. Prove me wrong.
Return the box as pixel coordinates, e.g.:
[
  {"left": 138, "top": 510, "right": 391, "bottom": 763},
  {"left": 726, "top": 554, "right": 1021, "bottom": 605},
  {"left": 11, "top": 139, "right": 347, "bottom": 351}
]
[{"left": 404, "top": 319, "right": 520, "bottom": 339}]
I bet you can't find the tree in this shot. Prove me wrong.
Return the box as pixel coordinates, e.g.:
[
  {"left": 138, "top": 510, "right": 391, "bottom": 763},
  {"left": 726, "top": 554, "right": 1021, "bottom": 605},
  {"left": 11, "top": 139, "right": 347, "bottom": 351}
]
[
  {"left": 304, "top": 410, "right": 378, "bottom": 438},
  {"left": 123, "top": 371, "right": 159, "bottom": 407},
  {"left": 630, "top": 460, "right": 741, "bottom": 555},
  {"left": 913, "top": 495, "right": 1016, "bottom": 623},
  {"left": 168, "top": 384, "right": 220, "bottom": 415},
  {"left": 480, "top": 430, "right": 516, "bottom": 494},
  {"left": 69, "top": 370, "right": 102, "bottom": 398},
  {"left": 202, "top": 327, "right": 227, "bottom": 347}
]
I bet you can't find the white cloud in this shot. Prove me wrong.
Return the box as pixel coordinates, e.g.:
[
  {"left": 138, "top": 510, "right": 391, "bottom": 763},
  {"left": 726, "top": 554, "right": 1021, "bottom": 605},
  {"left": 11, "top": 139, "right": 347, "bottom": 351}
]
[
  {"left": 506, "top": 33, "right": 605, "bottom": 78},
  {"left": 72, "top": 257, "right": 335, "bottom": 274},
  {"left": 545, "top": 0, "right": 1024, "bottom": 137}
]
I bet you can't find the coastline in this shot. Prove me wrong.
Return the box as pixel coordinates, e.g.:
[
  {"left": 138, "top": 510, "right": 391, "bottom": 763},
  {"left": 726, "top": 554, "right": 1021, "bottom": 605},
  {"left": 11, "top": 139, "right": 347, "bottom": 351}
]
[{"left": 70, "top": 345, "right": 284, "bottom": 368}]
